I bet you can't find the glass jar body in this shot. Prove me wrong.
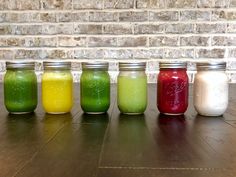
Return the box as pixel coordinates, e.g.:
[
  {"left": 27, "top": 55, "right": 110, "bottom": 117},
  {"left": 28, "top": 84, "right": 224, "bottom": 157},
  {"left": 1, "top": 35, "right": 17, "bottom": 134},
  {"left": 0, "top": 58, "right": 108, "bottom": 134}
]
[
  {"left": 42, "top": 70, "right": 73, "bottom": 114},
  {"left": 4, "top": 69, "right": 38, "bottom": 114},
  {"left": 118, "top": 70, "right": 147, "bottom": 114},
  {"left": 80, "top": 69, "right": 110, "bottom": 114},
  {"left": 194, "top": 70, "right": 228, "bottom": 116},
  {"left": 157, "top": 68, "right": 189, "bottom": 115}
]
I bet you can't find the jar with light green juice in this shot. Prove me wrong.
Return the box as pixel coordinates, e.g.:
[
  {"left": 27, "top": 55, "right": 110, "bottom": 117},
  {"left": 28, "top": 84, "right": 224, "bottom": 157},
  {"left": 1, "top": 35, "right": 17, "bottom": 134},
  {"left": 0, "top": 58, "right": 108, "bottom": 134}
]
[{"left": 118, "top": 62, "right": 147, "bottom": 114}]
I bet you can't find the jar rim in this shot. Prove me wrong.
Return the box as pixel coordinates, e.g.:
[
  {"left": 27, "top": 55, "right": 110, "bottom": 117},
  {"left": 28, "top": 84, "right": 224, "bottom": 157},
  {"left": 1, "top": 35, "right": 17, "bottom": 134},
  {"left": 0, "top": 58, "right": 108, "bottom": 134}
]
[
  {"left": 82, "top": 62, "right": 108, "bottom": 70},
  {"left": 43, "top": 61, "right": 71, "bottom": 70},
  {"left": 159, "top": 62, "right": 187, "bottom": 69},
  {"left": 196, "top": 62, "right": 226, "bottom": 71},
  {"left": 6, "top": 61, "right": 35, "bottom": 69},
  {"left": 119, "top": 62, "right": 146, "bottom": 71}
]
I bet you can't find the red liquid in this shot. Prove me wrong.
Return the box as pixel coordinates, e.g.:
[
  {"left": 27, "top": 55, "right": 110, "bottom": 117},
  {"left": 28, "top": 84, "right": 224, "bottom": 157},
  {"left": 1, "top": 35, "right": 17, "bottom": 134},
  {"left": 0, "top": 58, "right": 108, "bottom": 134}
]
[{"left": 157, "top": 68, "right": 188, "bottom": 115}]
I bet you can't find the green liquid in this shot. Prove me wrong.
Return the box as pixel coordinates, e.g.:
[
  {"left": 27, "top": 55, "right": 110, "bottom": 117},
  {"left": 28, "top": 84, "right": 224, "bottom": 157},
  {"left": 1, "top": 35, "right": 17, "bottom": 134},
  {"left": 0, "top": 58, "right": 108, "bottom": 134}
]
[
  {"left": 80, "top": 70, "right": 110, "bottom": 113},
  {"left": 4, "top": 70, "right": 38, "bottom": 113},
  {"left": 118, "top": 75, "right": 147, "bottom": 114}
]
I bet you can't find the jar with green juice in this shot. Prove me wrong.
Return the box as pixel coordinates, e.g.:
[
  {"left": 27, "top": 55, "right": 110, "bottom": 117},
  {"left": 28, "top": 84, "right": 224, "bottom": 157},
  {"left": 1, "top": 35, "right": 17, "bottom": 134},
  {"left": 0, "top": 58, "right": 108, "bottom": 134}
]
[
  {"left": 80, "top": 62, "right": 110, "bottom": 114},
  {"left": 4, "top": 61, "right": 38, "bottom": 114},
  {"left": 118, "top": 62, "right": 147, "bottom": 114}
]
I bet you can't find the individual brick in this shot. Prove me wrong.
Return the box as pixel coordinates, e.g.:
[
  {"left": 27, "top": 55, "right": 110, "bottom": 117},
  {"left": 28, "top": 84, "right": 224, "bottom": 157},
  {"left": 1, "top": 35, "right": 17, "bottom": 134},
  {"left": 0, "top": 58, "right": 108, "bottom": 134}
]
[
  {"left": 136, "top": 0, "right": 149, "bottom": 8},
  {"left": 180, "top": 36, "right": 210, "bottom": 46},
  {"left": 229, "top": 48, "right": 236, "bottom": 57},
  {"left": 134, "top": 24, "right": 165, "bottom": 34},
  {"left": 117, "top": 37, "right": 147, "bottom": 47},
  {"left": 149, "top": 36, "right": 179, "bottom": 47},
  {"left": 150, "top": 0, "right": 165, "bottom": 8},
  {"left": 212, "top": 36, "right": 236, "bottom": 46},
  {"left": 87, "top": 37, "right": 117, "bottom": 47},
  {"left": 40, "top": 13, "right": 57, "bottom": 22},
  {"left": 0, "top": 0, "right": 17, "bottom": 10},
  {"left": 89, "top": 12, "right": 118, "bottom": 22},
  {"left": 23, "top": 37, "right": 58, "bottom": 47},
  {"left": 196, "top": 48, "right": 226, "bottom": 58},
  {"left": 211, "top": 11, "right": 227, "bottom": 21},
  {"left": 40, "top": 49, "right": 74, "bottom": 59},
  {"left": 73, "top": 0, "right": 103, "bottom": 9},
  {"left": 6, "top": 37, "right": 22, "bottom": 47},
  {"left": 72, "top": 12, "right": 89, "bottom": 22},
  {"left": 214, "top": 0, "right": 230, "bottom": 8},
  {"left": 119, "top": 11, "right": 148, "bottom": 22},
  {"left": 163, "top": 48, "right": 194, "bottom": 59},
  {"left": 0, "top": 25, "right": 13, "bottom": 35},
  {"left": 165, "top": 24, "right": 194, "bottom": 34},
  {"left": 74, "top": 49, "right": 103, "bottom": 59},
  {"left": 16, "top": 0, "right": 40, "bottom": 10},
  {"left": 149, "top": 49, "right": 164, "bottom": 59},
  {"left": 42, "top": 0, "right": 72, "bottom": 9},
  {"left": 180, "top": 10, "right": 211, "bottom": 21},
  {"left": 42, "top": 24, "right": 57, "bottom": 35},
  {"left": 196, "top": 23, "right": 227, "bottom": 33},
  {"left": 13, "top": 25, "right": 42, "bottom": 35},
  {"left": 226, "top": 12, "right": 236, "bottom": 20},
  {"left": 103, "top": 24, "right": 133, "bottom": 35},
  {"left": 57, "top": 24, "right": 74, "bottom": 34},
  {"left": 104, "top": 0, "right": 134, "bottom": 9},
  {"left": 166, "top": 0, "right": 196, "bottom": 8},
  {"left": 57, "top": 12, "right": 73, "bottom": 22},
  {"left": 0, "top": 50, "right": 14, "bottom": 59},
  {"left": 15, "top": 49, "right": 40, "bottom": 59},
  {"left": 197, "top": 0, "right": 213, "bottom": 8},
  {"left": 58, "top": 36, "right": 87, "bottom": 47},
  {"left": 0, "top": 38, "right": 6, "bottom": 46},
  {"left": 3, "top": 13, "right": 41, "bottom": 23},
  {"left": 227, "top": 24, "right": 236, "bottom": 33},
  {"left": 74, "top": 24, "right": 103, "bottom": 34},
  {"left": 0, "top": 13, "right": 6, "bottom": 22},
  {"left": 103, "top": 49, "right": 132, "bottom": 59},
  {"left": 149, "top": 11, "right": 179, "bottom": 21},
  {"left": 133, "top": 49, "right": 150, "bottom": 59}
]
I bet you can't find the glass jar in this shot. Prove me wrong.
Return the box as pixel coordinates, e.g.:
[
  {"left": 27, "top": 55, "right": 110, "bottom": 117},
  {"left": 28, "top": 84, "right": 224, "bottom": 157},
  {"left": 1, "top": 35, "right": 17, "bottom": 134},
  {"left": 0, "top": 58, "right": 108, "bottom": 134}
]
[
  {"left": 80, "top": 62, "right": 110, "bottom": 114},
  {"left": 42, "top": 61, "right": 73, "bottom": 114},
  {"left": 118, "top": 62, "right": 147, "bottom": 114},
  {"left": 194, "top": 62, "right": 228, "bottom": 116},
  {"left": 4, "top": 61, "right": 38, "bottom": 114},
  {"left": 157, "top": 62, "right": 189, "bottom": 115}
]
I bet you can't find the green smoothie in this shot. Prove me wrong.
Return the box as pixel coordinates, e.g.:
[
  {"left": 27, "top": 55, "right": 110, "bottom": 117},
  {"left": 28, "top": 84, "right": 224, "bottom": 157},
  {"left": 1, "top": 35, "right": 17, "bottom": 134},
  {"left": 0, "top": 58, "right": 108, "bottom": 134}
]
[
  {"left": 118, "top": 75, "right": 147, "bottom": 114},
  {"left": 80, "top": 70, "right": 110, "bottom": 113},
  {"left": 4, "top": 69, "right": 38, "bottom": 113}
]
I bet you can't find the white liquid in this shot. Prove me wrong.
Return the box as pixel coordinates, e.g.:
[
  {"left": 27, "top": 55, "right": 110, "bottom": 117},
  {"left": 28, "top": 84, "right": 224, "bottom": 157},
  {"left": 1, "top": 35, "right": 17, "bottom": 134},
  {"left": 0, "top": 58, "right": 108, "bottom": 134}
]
[{"left": 193, "top": 70, "right": 229, "bottom": 116}]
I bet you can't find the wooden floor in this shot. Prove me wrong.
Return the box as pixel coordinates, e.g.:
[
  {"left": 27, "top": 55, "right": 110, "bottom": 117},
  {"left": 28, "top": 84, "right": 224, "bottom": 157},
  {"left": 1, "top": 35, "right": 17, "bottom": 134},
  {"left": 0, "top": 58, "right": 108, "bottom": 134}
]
[{"left": 1, "top": 84, "right": 236, "bottom": 177}]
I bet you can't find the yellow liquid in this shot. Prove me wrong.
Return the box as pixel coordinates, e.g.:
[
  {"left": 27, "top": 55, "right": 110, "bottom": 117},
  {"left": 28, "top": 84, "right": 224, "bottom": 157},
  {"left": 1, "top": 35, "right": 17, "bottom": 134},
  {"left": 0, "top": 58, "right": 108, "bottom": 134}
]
[{"left": 42, "top": 71, "right": 73, "bottom": 114}]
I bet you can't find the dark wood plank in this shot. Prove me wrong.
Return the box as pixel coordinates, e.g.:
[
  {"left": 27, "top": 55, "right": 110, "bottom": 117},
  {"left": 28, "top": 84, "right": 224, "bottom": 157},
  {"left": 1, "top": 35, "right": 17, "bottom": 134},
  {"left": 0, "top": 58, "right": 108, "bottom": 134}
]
[
  {"left": 14, "top": 122, "right": 108, "bottom": 177},
  {"left": 99, "top": 85, "right": 236, "bottom": 169},
  {"left": 97, "top": 168, "right": 236, "bottom": 177}
]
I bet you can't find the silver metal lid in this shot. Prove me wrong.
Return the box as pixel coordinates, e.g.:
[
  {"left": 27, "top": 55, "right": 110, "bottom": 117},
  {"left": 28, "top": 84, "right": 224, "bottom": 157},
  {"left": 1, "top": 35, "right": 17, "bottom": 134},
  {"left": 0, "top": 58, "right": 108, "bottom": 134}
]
[
  {"left": 159, "top": 62, "right": 187, "bottom": 69},
  {"left": 82, "top": 62, "right": 108, "bottom": 70},
  {"left": 6, "top": 61, "right": 35, "bottom": 69},
  {"left": 119, "top": 62, "right": 146, "bottom": 71},
  {"left": 43, "top": 61, "right": 71, "bottom": 70},
  {"left": 196, "top": 62, "right": 226, "bottom": 71}
]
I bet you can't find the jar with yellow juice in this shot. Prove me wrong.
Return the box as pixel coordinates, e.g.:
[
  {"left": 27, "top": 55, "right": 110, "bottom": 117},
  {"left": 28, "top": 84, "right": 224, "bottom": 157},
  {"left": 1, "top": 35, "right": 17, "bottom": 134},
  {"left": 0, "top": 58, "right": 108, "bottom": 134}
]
[{"left": 42, "top": 61, "right": 73, "bottom": 114}]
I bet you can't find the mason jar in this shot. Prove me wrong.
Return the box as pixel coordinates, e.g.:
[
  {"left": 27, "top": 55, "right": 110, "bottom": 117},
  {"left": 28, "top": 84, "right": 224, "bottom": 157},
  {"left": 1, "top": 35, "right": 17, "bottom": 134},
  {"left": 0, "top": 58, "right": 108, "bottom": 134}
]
[
  {"left": 80, "top": 62, "right": 110, "bottom": 114},
  {"left": 194, "top": 62, "right": 228, "bottom": 116},
  {"left": 118, "top": 62, "right": 147, "bottom": 114},
  {"left": 42, "top": 61, "right": 73, "bottom": 114},
  {"left": 157, "top": 62, "right": 189, "bottom": 115},
  {"left": 4, "top": 61, "right": 38, "bottom": 114}
]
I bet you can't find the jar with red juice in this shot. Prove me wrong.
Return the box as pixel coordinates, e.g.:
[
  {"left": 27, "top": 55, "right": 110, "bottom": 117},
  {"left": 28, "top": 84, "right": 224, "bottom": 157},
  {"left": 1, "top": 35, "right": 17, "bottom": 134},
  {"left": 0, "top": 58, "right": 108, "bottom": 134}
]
[{"left": 157, "top": 62, "right": 189, "bottom": 115}]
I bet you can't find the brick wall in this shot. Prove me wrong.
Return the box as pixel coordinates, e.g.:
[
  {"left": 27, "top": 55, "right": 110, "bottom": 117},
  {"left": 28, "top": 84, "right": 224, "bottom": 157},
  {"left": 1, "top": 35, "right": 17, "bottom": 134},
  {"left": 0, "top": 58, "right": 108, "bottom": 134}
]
[{"left": 0, "top": 0, "right": 236, "bottom": 82}]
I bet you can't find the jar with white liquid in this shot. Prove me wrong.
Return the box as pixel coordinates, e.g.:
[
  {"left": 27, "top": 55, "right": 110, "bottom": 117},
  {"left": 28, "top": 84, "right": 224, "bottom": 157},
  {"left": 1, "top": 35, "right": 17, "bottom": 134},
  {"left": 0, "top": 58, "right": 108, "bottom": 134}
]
[{"left": 193, "top": 62, "right": 229, "bottom": 116}]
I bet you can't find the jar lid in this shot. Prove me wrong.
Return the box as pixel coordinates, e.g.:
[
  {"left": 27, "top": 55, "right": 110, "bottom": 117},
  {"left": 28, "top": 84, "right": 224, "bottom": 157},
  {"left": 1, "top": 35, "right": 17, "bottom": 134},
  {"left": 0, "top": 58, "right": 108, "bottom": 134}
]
[
  {"left": 196, "top": 62, "right": 226, "bottom": 71},
  {"left": 82, "top": 62, "right": 108, "bottom": 70},
  {"left": 6, "top": 61, "right": 35, "bottom": 69},
  {"left": 43, "top": 61, "right": 71, "bottom": 70},
  {"left": 119, "top": 62, "right": 146, "bottom": 71},
  {"left": 159, "top": 62, "right": 187, "bottom": 69}
]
